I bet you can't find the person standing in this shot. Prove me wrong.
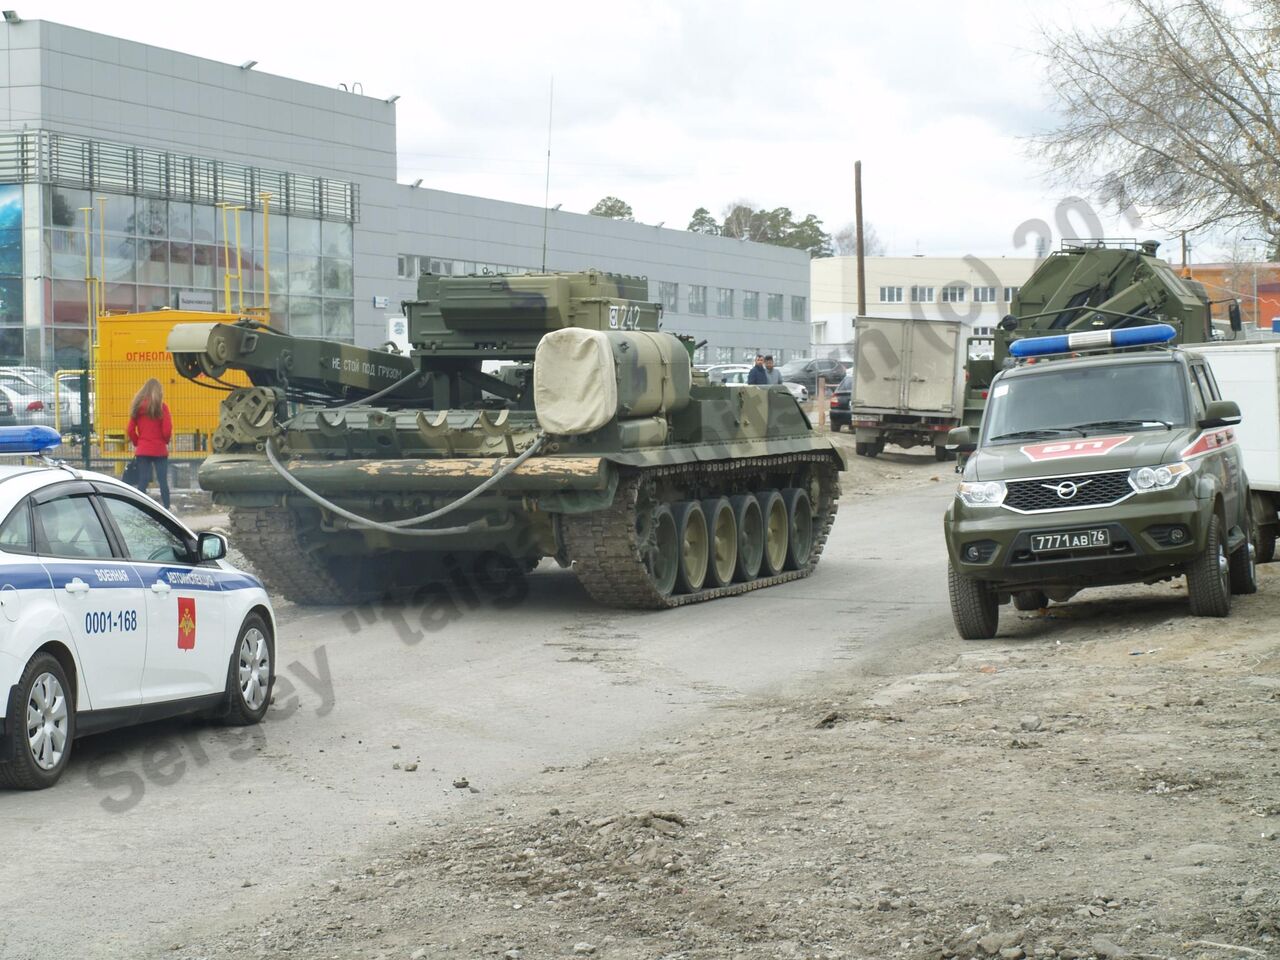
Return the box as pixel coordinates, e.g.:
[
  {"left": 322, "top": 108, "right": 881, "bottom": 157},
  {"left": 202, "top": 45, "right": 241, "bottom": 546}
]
[
  {"left": 746, "top": 353, "right": 769, "bottom": 385},
  {"left": 764, "top": 355, "right": 783, "bottom": 385},
  {"left": 127, "top": 378, "right": 173, "bottom": 509}
]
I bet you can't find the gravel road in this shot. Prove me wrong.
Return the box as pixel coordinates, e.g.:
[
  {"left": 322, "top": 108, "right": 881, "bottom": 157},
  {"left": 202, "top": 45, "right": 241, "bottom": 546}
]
[{"left": 3, "top": 444, "right": 1275, "bottom": 960}]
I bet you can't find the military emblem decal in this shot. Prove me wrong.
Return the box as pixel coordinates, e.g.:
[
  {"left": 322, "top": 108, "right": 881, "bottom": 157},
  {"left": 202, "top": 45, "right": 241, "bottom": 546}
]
[{"left": 178, "top": 597, "right": 196, "bottom": 650}]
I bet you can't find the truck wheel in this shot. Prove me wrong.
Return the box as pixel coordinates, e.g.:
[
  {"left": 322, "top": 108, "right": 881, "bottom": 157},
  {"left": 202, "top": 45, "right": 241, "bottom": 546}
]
[
  {"left": 1187, "top": 515, "right": 1231, "bottom": 617},
  {"left": 1230, "top": 507, "right": 1258, "bottom": 596},
  {"left": 831, "top": 421, "right": 843, "bottom": 433},
  {"left": 1251, "top": 492, "right": 1276, "bottom": 563},
  {"left": 854, "top": 442, "right": 869, "bottom": 457},
  {"left": 1013, "top": 590, "right": 1047, "bottom": 611},
  {"left": 865, "top": 443, "right": 881, "bottom": 459},
  {"left": 948, "top": 562, "right": 998, "bottom": 640},
  {"left": 934, "top": 445, "right": 949, "bottom": 462}
]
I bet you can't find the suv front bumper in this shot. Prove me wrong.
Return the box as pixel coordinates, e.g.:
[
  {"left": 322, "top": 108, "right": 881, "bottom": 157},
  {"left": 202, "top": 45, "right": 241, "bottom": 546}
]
[{"left": 944, "top": 489, "right": 1210, "bottom": 589}]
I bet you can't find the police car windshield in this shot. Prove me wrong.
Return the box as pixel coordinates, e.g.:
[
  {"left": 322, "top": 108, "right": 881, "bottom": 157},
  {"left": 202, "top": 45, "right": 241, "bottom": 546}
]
[{"left": 984, "top": 362, "right": 1188, "bottom": 445}]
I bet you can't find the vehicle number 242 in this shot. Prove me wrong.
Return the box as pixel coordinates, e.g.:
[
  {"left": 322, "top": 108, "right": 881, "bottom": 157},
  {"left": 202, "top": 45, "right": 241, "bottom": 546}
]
[{"left": 608, "top": 305, "right": 642, "bottom": 330}]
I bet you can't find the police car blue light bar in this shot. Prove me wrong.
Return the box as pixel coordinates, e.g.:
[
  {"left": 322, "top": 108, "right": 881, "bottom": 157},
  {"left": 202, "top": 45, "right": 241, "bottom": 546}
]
[
  {"left": 0, "top": 425, "right": 62, "bottom": 454},
  {"left": 1009, "top": 323, "right": 1177, "bottom": 359}
]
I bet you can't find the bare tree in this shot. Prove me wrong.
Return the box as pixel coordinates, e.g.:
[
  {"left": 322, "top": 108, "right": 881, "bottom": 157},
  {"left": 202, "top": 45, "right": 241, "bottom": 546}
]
[
  {"left": 832, "top": 222, "right": 885, "bottom": 257},
  {"left": 1035, "top": 0, "right": 1280, "bottom": 257}
]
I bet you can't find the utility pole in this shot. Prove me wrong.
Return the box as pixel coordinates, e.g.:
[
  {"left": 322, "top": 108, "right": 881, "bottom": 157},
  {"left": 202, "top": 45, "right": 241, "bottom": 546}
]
[{"left": 855, "top": 161, "right": 866, "bottom": 318}]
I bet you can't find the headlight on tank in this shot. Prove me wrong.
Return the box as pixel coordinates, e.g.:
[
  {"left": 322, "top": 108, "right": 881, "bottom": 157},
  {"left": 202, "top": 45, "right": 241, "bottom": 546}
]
[
  {"left": 957, "top": 480, "right": 1008, "bottom": 507},
  {"left": 1128, "top": 462, "right": 1191, "bottom": 492}
]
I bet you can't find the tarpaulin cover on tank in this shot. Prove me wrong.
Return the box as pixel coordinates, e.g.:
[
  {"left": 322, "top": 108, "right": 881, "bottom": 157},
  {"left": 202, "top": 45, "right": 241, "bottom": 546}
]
[{"left": 534, "top": 327, "right": 619, "bottom": 435}]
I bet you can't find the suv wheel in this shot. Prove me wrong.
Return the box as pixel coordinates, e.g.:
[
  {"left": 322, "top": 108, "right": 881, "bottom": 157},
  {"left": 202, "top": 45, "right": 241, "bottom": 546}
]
[
  {"left": 948, "top": 562, "right": 999, "bottom": 639},
  {"left": 1187, "top": 515, "right": 1231, "bottom": 617}
]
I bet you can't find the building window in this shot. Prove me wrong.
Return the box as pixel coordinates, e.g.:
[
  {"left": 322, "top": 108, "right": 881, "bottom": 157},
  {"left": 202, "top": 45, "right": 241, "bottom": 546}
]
[
  {"left": 910, "top": 286, "right": 935, "bottom": 303},
  {"left": 743, "top": 291, "right": 760, "bottom": 319},
  {"left": 812, "top": 321, "right": 827, "bottom": 343},
  {"left": 659, "top": 281, "right": 679, "bottom": 312},
  {"left": 397, "top": 255, "right": 413, "bottom": 279},
  {"left": 742, "top": 347, "right": 758, "bottom": 362},
  {"left": 973, "top": 286, "right": 997, "bottom": 303},
  {"left": 717, "top": 287, "right": 734, "bottom": 317},
  {"left": 689, "top": 285, "right": 707, "bottom": 315},
  {"left": 879, "top": 286, "right": 903, "bottom": 303},
  {"left": 974, "top": 326, "right": 995, "bottom": 337},
  {"left": 767, "top": 293, "right": 783, "bottom": 321},
  {"left": 1003, "top": 286, "right": 1021, "bottom": 302},
  {"left": 715, "top": 346, "right": 734, "bottom": 363},
  {"left": 791, "top": 296, "right": 807, "bottom": 322},
  {"left": 941, "top": 285, "right": 966, "bottom": 303},
  {"left": 693, "top": 344, "right": 708, "bottom": 364}
]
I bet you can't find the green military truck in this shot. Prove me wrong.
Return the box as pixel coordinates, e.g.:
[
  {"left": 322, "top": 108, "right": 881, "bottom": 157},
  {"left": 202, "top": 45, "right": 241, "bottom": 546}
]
[{"left": 944, "top": 324, "right": 1255, "bottom": 640}]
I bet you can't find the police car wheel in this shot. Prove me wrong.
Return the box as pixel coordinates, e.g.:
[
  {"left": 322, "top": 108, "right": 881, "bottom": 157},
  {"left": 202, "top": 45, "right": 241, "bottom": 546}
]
[
  {"left": 1187, "top": 515, "right": 1231, "bottom": 618},
  {"left": 220, "top": 614, "right": 274, "bottom": 726},
  {"left": 0, "top": 652, "right": 75, "bottom": 790}
]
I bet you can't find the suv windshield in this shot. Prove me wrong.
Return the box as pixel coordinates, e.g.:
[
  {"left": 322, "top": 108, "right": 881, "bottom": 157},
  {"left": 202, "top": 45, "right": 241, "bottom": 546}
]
[{"left": 984, "top": 361, "right": 1189, "bottom": 444}]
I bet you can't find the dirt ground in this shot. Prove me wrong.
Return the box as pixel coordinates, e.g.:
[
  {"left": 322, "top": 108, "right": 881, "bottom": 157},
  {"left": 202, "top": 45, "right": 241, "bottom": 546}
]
[{"left": 164, "top": 445, "right": 1279, "bottom": 960}]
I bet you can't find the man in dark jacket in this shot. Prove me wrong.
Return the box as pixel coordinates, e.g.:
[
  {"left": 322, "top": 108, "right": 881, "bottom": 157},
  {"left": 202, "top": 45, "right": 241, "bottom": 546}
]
[{"left": 747, "top": 354, "right": 769, "bottom": 385}]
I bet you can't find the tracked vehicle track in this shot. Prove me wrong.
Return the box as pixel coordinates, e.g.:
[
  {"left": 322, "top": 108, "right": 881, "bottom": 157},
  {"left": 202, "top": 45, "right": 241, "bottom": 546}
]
[
  {"left": 230, "top": 507, "right": 385, "bottom": 605},
  {"left": 562, "top": 453, "right": 841, "bottom": 609}
]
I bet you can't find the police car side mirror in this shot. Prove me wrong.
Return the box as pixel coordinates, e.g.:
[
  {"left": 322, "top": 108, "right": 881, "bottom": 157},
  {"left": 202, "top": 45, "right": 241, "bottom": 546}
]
[
  {"left": 947, "top": 426, "right": 977, "bottom": 452},
  {"left": 197, "top": 531, "right": 228, "bottom": 562},
  {"left": 1199, "top": 399, "right": 1242, "bottom": 429}
]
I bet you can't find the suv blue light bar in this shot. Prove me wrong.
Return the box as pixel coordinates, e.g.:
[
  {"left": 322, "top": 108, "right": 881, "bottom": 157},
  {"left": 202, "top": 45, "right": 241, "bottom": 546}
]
[
  {"left": 1009, "top": 323, "right": 1177, "bottom": 359},
  {"left": 0, "top": 425, "right": 62, "bottom": 454}
]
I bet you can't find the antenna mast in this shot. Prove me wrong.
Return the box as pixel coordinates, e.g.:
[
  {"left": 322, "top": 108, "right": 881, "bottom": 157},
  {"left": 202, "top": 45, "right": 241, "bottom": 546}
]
[{"left": 540, "top": 77, "right": 554, "bottom": 272}]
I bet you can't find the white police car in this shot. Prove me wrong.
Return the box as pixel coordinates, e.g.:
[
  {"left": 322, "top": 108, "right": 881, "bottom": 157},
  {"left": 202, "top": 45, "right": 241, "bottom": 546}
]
[{"left": 0, "top": 426, "right": 275, "bottom": 789}]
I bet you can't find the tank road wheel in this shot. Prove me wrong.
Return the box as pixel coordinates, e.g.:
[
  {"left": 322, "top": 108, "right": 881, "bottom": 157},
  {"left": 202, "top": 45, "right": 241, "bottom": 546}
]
[
  {"left": 1187, "top": 514, "right": 1231, "bottom": 617},
  {"left": 758, "top": 490, "right": 789, "bottom": 576},
  {"left": 730, "top": 494, "right": 764, "bottom": 582},
  {"left": 701, "top": 497, "right": 738, "bottom": 588},
  {"left": 781, "top": 488, "right": 814, "bottom": 571},
  {"left": 644, "top": 505, "right": 681, "bottom": 598},
  {"left": 672, "top": 502, "right": 710, "bottom": 593},
  {"left": 948, "top": 562, "right": 999, "bottom": 640}
]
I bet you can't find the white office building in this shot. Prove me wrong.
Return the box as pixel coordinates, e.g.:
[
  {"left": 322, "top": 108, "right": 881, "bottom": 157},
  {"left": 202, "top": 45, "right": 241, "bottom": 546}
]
[{"left": 810, "top": 256, "right": 1041, "bottom": 356}]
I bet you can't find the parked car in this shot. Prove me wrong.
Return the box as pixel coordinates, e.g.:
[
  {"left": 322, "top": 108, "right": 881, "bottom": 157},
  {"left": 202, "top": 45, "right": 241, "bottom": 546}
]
[
  {"left": 0, "top": 376, "right": 70, "bottom": 430},
  {"left": 829, "top": 375, "right": 852, "bottom": 431},
  {"left": 706, "top": 364, "right": 753, "bottom": 384},
  {"left": 718, "top": 368, "right": 810, "bottom": 402},
  {"left": 0, "top": 367, "right": 82, "bottom": 430},
  {"left": 778, "top": 357, "right": 846, "bottom": 393},
  {"left": 0, "top": 425, "right": 276, "bottom": 789}
]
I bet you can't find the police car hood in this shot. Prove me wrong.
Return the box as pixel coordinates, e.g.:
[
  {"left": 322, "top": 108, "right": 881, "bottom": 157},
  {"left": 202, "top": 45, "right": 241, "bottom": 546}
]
[{"left": 968, "top": 429, "right": 1187, "bottom": 481}]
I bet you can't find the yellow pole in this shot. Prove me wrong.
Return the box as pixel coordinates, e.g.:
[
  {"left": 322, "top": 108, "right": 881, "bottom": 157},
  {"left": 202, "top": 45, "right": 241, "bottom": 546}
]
[
  {"left": 232, "top": 204, "right": 245, "bottom": 314},
  {"left": 218, "top": 203, "right": 231, "bottom": 314},
  {"left": 80, "top": 206, "right": 93, "bottom": 327},
  {"left": 95, "top": 196, "right": 106, "bottom": 319},
  {"left": 260, "top": 192, "right": 272, "bottom": 316}
]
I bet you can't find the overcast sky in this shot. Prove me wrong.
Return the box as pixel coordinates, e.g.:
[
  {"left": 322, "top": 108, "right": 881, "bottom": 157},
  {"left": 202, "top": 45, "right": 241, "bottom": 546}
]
[{"left": 28, "top": 0, "right": 1206, "bottom": 259}]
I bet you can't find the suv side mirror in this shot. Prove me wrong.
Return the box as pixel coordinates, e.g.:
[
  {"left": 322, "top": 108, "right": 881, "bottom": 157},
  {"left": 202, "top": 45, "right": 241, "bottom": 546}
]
[
  {"left": 1228, "top": 301, "right": 1243, "bottom": 333},
  {"left": 946, "top": 426, "right": 977, "bottom": 452},
  {"left": 197, "top": 531, "right": 228, "bottom": 562},
  {"left": 1200, "top": 399, "right": 1242, "bottom": 429}
]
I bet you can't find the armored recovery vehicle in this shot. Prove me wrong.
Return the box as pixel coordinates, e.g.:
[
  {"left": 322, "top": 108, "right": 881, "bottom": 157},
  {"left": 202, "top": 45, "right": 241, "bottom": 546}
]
[
  {"left": 167, "top": 270, "right": 844, "bottom": 609},
  {"left": 962, "top": 239, "right": 1236, "bottom": 427}
]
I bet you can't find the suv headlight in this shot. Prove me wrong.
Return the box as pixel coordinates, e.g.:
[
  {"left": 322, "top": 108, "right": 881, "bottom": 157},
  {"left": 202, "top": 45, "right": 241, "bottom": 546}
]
[
  {"left": 1128, "top": 462, "right": 1191, "bottom": 492},
  {"left": 957, "top": 480, "right": 1007, "bottom": 507}
]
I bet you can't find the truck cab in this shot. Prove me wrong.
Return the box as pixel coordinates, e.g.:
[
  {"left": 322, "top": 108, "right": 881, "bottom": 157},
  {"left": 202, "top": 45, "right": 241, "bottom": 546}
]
[{"left": 943, "top": 324, "right": 1255, "bottom": 639}]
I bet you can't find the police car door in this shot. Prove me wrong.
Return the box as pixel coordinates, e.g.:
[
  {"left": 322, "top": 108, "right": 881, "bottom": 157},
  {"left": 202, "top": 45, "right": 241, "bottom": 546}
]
[
  {"left": 96, "top": 491, "right": 228, "bottom": 703},
  {"left": 32, "top": 483, "right": 147, "bottom": 710}
]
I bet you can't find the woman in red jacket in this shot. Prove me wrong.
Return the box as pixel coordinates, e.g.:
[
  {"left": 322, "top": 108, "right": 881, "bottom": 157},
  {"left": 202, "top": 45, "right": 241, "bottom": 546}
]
[{"left": 127, "top": 378, "right": 173, "bottom": 508}]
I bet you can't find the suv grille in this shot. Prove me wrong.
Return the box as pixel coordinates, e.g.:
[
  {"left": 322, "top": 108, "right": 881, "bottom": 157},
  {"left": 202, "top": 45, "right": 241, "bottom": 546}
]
[{"left": 1004, "top": 470, "right": 1132, "bottom": 513}]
